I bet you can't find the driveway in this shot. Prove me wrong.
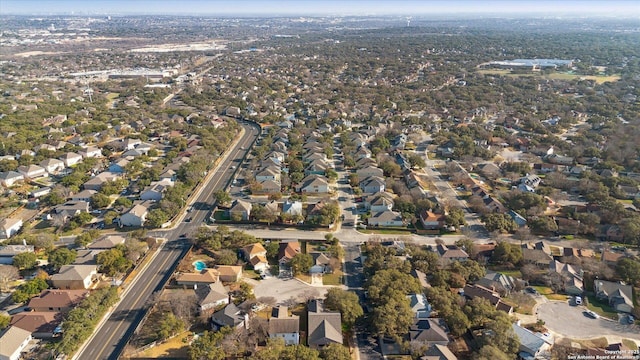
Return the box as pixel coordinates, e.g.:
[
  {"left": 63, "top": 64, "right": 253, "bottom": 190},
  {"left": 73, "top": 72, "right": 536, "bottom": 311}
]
[
  {"left": 249, "top": 275, "right": 329, "bottom": 305},
  {"left": 537, "top": 301, "right": 640, "bottom": 340}
]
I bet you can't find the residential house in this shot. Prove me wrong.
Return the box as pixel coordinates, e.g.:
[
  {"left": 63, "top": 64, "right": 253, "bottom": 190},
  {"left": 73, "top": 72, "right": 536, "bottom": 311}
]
[
  {"left": 29, "top": 186, "right": 51, "bottom": 199},
  {"left": 462, "top": 284, "right": 514, "bottom": 314},
  {"left": 108, "top": 158, "right": 130, "bottom": 174},
  {"left": 242, "top": 243, "right": 267, "bottom": 261},
  {"left": 508, "top": 210, "right": 527, "bottom": 227},
  {"left": 39, "top": 158, "right": 65, "bottom": 175},
  {"left": 27, "top": 289, "right": 89, "bottom": 312},
  {"left": 520, "top": 175, "right": 542, "bottom": 188},
  {"left": 369, "top": 193, "right": 394, "bottom": 213},
  {"left": 601, "top": 250, "right": 625, "bottom": 266},
  {"left": 0, "top": 244, "right": 34, "bottom": 265},
  {"left": 78, "top": 146, "right": 103, "bottom": 159},
  {"left": 422, "top": 344, "right": 458, "bottom": 360},
  {"left": 256, "top": 167, "right": 281, "bottom": 183},
  {"left": 304, "top": 161, "right": 329, "bottom": 176},
  {"left": 119, "top": 202, "right": 150, "bottom": 227},
  {"left": 409, "top": 318, "right": 450, "bottom": 351},
  {"left": 296, "top": 175, "right": 329, "bottom": 193},
  {"left": 88, "top": 235, "right": 126, "bottom": 250},
  {"left": 594, "top": 280, "right": 634, "bottom": 313},
  {"left": 549, "top": 260, "right": 584, "bottom": 295},
  {"left": 407, "top": 293, "right": 432, "bottom": 319},
  {"left": 436, "top": 245, "right": 469, "bottom": 264},
  {"left": 268, "top": 306, "right": 300, "bottom": 345},
  {"left": 10, "top": 312, "right": 63, "bottom": 339},
  {"left": 278, "top": 241, "right": 301, "bottom": 268},
  {"left": 229, "top": 199, "right": 252, "bottom": 221},
  {"left": 50, "top": 265, "right": 98, "bottom": 290},
  {"left": 195, "top": 281, "right": 229, "bottom": 314},
  {"left": 70, "top": 189, "right": 97, "bottom": 202},
  {"left": 0, "top": 326, "right": 32, "bottom": 360},
  {"left": 122, "top": 138, "right": 142, "bottom": 151},
  {"left": 216, "top": 265, "right": 242, "bottom": 282},
  {"left": 309, "top": 252, "right": 332, "bottom": 274},
  {"left": 0, "top": 218, "right": 23, "bottom": 240},
  {"left": 83, "top": 171, "right": 121, "bottom": 191},
  {"left": 355, "top": 147, "right": 372, "bottom": 160},
  {"left": 53, "top": 201, "right": 89, "bottom": 218},
  {"left": 175, "top": 269, "right": 220, "bottom": 287},
  {"left": 521, "top": 249, "right": 553, "bottom": 268},
  {"left": 264, "top": 200, "right": 280, "bottom": 216},
  {"left": 476, "top": 271, "right": 519, "bottom": 295},
  {"left": 258, "top": 179, "right": 281, "bottom": 194},
  {"left": 210, "top": 303, "right": 248, "bottom": 331},
  {"left": 512, "top": 322, "right": 552, "bottom": 359},
  {"left": 72, "top": 249, "right": 101, "bottom": 265},
  {"left": 307, "top": 299, "right": 343, "bottom": 348},
  {"left": 419, "top": 210, "right": 446, "bottom": 230},
  {"left": 250, "top": 255, "right": 269, "bottom": 273},
  {"left": 59, "top": 152, "right": 83, "bottom": 168},
  {"left": 17, "top": 164, "right": 47, "bottom": 179},
  {"left": 282, "top": 200, "right": 303, "bottom": 217},
  {"left": 140, "top": 180, "right": 172, "bottom": 201},
  {"left": 368, "top": 210, "right": 404, "bottom": 227},
  {"left": 355, "top": 157, "right": 377, "bottom": 168},
  {"left": 360, "top": 176, "right": 386, "bottom": 194},
  {"left": 0, "top": 171, "right": 24, "bottom": 187},
  {"left": 477, "top": 163, "right": 501, "bottom": 178},
  {"left": 303, "top": 152, "right": 327, "bottom": 163}
]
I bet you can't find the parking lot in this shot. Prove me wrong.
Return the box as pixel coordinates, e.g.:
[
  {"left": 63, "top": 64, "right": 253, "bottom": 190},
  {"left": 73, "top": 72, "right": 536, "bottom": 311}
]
[
  {"left": 537, "top": 301, "right": 640, "bottom": 340},
  {"left": 248, "top": 275, "right": 329, "bottom": 305}
]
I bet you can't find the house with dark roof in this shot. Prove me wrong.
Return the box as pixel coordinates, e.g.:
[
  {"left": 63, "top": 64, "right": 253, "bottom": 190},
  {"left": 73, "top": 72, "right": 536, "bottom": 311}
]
[
  {"left": 229, "top": 199, "right": 252, "bottom": 221},
  {"left": 521, "top": 249, "right": 553, "bottom": 268},
  {"left": 27, "top": 289, "right": 88, "bottom": 313},
  {"left": 268, "top": 306, "right": 300, "bottom": 345},
  {"left": 462, "top": 284, "right": 513, "bottom": 314},
  {"left": 307, "top": 299, "right": 343, "bottom": 348},
  {"left": 594, "top": 280, "right": 634, "bottom": 313},
  {"left": 10, "top": 312, "right": 64, "bottom": 339},
  {"left": 436, "top": 244, "right": 469, "bottom": 265},
  {"left": 210, "top": 303, "right": 248, "bottom": 331},
  {"left": 409, "top": 318, "right": 450, "bottom": 351},
  {"left": 368, "top": 210, "right": 404, "bottom": 227},
  {"left": 476, "top": 271, "right": 519, "bottom": 295},
  {"left": 88, "top": 235, "right": 126, "bottom": 250},
  {"left": 549, "top": 260, "right": 584, "bottom": 295}
]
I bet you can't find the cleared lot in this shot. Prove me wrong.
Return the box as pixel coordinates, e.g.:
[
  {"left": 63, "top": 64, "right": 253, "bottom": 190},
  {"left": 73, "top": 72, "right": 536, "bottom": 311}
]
[
  {"left": 249, "top": 275, "right": 329, "bottom": 305},
  {"left": 537, "top": 301, "right": 640, "bottom": 340}
]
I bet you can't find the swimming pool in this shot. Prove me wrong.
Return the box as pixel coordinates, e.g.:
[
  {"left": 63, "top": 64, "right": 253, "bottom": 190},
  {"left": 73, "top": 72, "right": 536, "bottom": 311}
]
[{"left": 193, "top": 261, "right": 206, "bottom": 271}]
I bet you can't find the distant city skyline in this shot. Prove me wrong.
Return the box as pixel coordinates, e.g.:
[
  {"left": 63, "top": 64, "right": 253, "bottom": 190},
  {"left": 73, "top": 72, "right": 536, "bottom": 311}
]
[{"left": 1, "top": 0, "right": 639, "bottom": 16}]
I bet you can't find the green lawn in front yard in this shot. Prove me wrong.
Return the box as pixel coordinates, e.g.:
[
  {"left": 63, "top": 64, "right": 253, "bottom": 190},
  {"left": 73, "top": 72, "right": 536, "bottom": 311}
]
[
  {"left": 496, "top": 269, "right": 522, "bottom": 278},
  {"left": 586, "top": 294, "right": 618, "bottom": 319},
  {"left": 323, "top": 270, "right": 343, "bottom": 286},
  {"left": 531, "top": 286, "right": 568, "bottom": 301}
]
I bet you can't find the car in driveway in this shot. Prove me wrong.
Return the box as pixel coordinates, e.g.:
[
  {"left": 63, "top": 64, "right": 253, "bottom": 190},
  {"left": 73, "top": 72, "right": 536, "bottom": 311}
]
[
  {"left": 584, "top": 310, "right": 599, "bottom": 319},
  {"left": 575, "top": 296, "right": 582, "bottom": 305}
]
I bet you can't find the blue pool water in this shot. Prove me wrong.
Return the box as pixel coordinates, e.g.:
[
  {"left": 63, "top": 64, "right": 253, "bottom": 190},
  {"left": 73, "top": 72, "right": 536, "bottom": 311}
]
[{"left": 193, "top": 261, "right": 206, "bottom": 271}]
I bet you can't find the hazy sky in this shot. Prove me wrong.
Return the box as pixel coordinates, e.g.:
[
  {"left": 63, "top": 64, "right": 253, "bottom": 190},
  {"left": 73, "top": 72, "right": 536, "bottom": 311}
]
[{"left": 1, "top": 0, "right": 639, "bottom": 16}]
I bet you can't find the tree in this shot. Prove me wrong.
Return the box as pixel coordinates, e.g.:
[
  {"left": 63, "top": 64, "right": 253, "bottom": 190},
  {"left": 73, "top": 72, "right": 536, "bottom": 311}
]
[
  {"left": 96, "top": 248, "right": 132, "bottom": 276},
  {"left": 371, "top": 295, "right": 414, "bottom": 340},
  {"left": 0, "top": 313, "right": 10, "bottom": 329},
  {"left": 217, "top": 249, "right": 238, "bottom": 266},
  {"left": 103, "top": 210, "right": 118, "bottom": 225},
  {"left": 320, "top": 343, "right": 351, "bottom": 360},
  {"left": 146, "top": 208, "right": 169, "bottom": 228},
  {"left": 323, "top": 288, "right": 363, "bottom": 328},
  {"left": 189, "top": 328, "right": 233, "bottom": 360},
  {"left": 446, "top": 207, "right": 467, "bottom": 228},
  {"left": 289, "top": 253, "right": 313, "bottom": 275},
  {"left": 407, "top": 153, "right": 426, "bottom": 169},
  {"left": 475, "top": 345, "right": 512, "bottom": 360},
  {"left": 0, "top": 265, "right": 19, "bottom": 292},
  {"left": 482, "top": 213, "right": 518, "bottom": 233},
  {"left": 48, "top": 248, "right": 77, "bottom": 270},
  {"left": 75, "top": 230, "right": 100, "bottom": 248},
  {"left": 12, "top": 278, "right": 48, "bottom": 303},
  {"left": 616, "top": 258, "right": 640, "bottom": 286},
  {"left": 91, "top": 193, "right": 112, "bottom": 209},
  {"left": 214, "top": 190, "right": 232, "bottom": 206},
  {"left": 12, "top": 252, "right": 37, "bottom": 270},
  {"left": 234, "top": 281, "right": 255, "bottom": 304},
  {"left": 157, "top": 311, "right": 185, "bottom": 340},
  {"left": 491, "top": 241, "right": 523, "bottom": 266}
]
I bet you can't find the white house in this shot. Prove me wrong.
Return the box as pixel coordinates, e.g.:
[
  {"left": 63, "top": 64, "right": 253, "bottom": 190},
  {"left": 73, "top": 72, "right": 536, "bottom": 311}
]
[
  {"left": 256, "top": 167, "right": 281, "bottom": 183},
  {"left": 0, "top": 171, "right": 24, "bottom": 187},
  {"left": 59, "top": 152, "right": 83, "bottom": 168},
  {"left": 268, "top": 306, "right": 300, "bottom": 345},
  {"left": 0, "top": 326, "right": 32, "bottom": 360},
  {"left": 140, "top": 180, "right": 173, "bottom": 201},
  {"left": 360, "top": 176, "right": 386, "bottom": 194},
  {"left": 78, "top": 146, "right": 103, "bottom": 159},
  {"left": 282, "top": 200, "right": 303, "bottom": 216},
  {"left": 39, "top": 158, "right": 65, "bottom": 175},
  {"left": 119, "top": 203, "right": 150, "bottom": 227},
  {"left": 0, "top": 218, "right": 23, "bottom": 240},
  {"left": 356, "top": 166, "right": 384, "bottom": 179},
  {"left": 17, "top": 165, "right": 48, "bottom": 179}
]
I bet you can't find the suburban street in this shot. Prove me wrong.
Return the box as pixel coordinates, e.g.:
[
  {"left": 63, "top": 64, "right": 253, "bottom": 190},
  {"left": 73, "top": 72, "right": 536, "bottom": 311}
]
[{"left": 74, "top": 121, "right": 260, "bottom": 360}]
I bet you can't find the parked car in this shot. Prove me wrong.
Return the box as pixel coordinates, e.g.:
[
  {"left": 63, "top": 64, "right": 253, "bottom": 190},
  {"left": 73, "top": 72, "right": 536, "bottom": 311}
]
[
  {"left": 584, "top": 310, "right": 599, "bottom": 319},
  {"left": 627, "top": 315, "right": 635, "bottom": 324},
  {"left": 575, "top": 296, "right": 582, "bottom": 305}
]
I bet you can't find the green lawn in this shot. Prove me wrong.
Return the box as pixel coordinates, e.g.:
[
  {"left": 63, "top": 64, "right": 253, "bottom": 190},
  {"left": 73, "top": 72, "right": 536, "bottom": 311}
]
[
  {"left": 323, "top": 271, "right": 343, "bottom": 286},
  {"left": 586, "top": 294, "right": 618, "bottom": 319},
  {"left": 497, "top": 269, "right": 522, "bottom": 278},
  {"left": 531, "top": 286, "right": 567, "bottom": 301}
]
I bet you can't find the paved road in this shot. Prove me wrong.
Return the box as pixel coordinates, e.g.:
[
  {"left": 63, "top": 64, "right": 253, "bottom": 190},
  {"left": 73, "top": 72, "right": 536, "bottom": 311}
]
[
  {"left": 537, "top": 301, "right": 640, "bottom": 340},
  {"left": 74, "top": 121, "right": 260, "bottom": 360}
]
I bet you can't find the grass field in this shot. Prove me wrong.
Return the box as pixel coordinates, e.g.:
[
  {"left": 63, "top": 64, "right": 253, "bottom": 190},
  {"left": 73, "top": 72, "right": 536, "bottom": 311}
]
[
  {"left": 137, "top": 331, "right": 191, "bottom": 358},
  {"left": 586, "top": 294, "right": 618, "bottom": 320},
  {"left": 323, "top": 270, "right": 343, "bottom": 286},
  {"left": 477, "top": 69, "right": 620, "bottom": 84},
  {"left": 531, "top": 286, "right": 568, "bottom": 301}
]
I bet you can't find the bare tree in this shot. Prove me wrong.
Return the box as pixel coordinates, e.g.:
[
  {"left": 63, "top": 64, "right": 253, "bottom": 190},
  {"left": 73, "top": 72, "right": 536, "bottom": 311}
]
[{"left": 0, "top": 265, "right": 19, "bottom": 292}]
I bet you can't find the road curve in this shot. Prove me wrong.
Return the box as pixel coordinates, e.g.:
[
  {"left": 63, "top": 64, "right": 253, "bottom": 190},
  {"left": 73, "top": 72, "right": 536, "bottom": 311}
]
[{"left": 74, "top": 121, "right": 260, "bottom": 360}]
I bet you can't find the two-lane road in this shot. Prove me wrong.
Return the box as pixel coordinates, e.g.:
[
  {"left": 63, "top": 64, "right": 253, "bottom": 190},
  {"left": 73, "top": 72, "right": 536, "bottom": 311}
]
[{"left": 75, "top": 121, "right": 260, "bottom": 360}]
